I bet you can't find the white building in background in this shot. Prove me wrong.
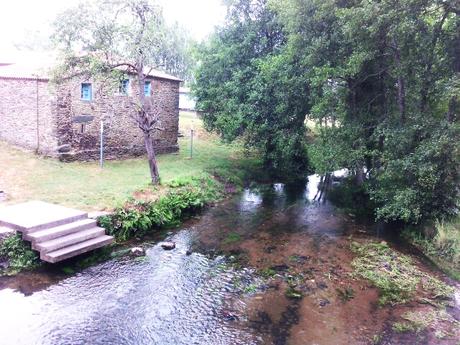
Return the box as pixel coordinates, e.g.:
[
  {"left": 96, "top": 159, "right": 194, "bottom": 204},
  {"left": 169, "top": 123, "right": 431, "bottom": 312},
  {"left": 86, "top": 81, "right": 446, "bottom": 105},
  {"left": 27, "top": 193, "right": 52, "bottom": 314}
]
[{"left": 179, "top": 87, "right": 196, "bottom": 111}]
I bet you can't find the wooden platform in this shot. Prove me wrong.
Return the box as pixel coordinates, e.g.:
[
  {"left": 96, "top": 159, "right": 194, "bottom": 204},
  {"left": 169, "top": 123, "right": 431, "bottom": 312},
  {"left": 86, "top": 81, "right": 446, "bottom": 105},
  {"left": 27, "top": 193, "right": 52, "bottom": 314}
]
[{"left": 0, "top": 201, "right": 113, "bottom": 263}]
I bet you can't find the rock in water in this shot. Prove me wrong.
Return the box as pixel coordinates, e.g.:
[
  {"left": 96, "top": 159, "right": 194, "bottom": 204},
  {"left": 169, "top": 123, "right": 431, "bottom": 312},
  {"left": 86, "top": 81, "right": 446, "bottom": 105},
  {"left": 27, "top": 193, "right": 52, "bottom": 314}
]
[
  {"left": 160, "top": 242, "right": 176, "bottom": 250},
  {"left": 221, "top": 310, "right": 238, "bottom": 321},
  {"left": 130, "top": 247, "right": 146, "bottom": 256}
]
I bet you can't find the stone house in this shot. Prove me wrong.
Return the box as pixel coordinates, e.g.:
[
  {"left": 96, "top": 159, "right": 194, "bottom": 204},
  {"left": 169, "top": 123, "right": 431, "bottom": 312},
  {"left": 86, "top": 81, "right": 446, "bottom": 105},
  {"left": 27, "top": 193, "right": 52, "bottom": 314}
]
[
  {"left": 0, "top": 60, "right": 181, "bottom": 161},
  {"left": 179, "top": 87, "right": 196, "bottom": 111}
]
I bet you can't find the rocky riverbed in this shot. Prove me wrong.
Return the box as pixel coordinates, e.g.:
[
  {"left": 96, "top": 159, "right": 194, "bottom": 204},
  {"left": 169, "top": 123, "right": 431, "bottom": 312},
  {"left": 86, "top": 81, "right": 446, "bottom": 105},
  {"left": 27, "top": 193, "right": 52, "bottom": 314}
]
[{"left": 0, "top": 176, "right": 458, "bottom": 344}]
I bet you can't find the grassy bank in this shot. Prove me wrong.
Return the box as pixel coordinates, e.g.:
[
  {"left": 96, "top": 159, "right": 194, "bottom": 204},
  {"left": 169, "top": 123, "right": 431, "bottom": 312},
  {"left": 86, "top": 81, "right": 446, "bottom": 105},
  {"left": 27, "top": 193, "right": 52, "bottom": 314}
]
[
  {"left": 0, "top": 112, "right": 259, "bottom": 210},
  {"left": 351, "top": 241, "right": 454, "bottom": 305},
  {"left": 402, "top": 217, "right": 460, "bottom": 280},
  {"left": 0, "top": 175, "right": 224, "bottom": 276},
  {"left": 326, "top": 177, "right": 460, "bottom": 281},
  {"left": 99, "top": 175, "right": 223, "bottom": 241},
  {"left": 0, "top": 112, "right": 262, "bottom": 275}
]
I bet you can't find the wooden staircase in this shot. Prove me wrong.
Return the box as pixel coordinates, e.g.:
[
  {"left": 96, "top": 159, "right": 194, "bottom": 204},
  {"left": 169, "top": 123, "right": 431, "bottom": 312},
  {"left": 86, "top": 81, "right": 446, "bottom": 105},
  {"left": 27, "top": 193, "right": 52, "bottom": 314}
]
[{"left": 0, "top": 201, "right": 113, "bottom": 263}]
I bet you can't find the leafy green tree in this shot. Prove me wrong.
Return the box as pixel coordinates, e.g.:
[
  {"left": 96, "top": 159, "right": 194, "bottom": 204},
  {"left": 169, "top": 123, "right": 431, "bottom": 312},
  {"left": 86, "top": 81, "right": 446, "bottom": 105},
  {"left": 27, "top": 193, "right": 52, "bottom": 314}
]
[
  {"left": 193, "top": 0, "right": 310, "bottom": 179},
  {"left": 196, "top": 0, "right": 459, "bottom": 223},
  {"left": 277, "top": 0, "right": 459, "bottom": 223}
]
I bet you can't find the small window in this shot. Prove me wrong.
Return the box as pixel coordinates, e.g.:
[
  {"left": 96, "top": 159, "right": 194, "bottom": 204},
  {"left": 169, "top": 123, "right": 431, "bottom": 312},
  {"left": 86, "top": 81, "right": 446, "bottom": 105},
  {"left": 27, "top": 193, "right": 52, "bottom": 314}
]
[
  {"left": 81, "top": 83, "right": 92, "bottom": 101},
  {"left": 119, "top": 79, "right": 130, "bottom": 95},
  {"left": 144, "top": 81, "right": 151, "bottom": 96}
]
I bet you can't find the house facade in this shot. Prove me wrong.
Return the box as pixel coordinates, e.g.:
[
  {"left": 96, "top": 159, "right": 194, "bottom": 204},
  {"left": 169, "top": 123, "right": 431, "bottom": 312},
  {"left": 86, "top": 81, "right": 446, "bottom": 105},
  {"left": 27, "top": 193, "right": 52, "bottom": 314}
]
[
  {"left": 0, "top": 61, "right": 181, "bottom": 161},
  {"left": 179, "top": 87, "right": 196, "bottom": 111}
]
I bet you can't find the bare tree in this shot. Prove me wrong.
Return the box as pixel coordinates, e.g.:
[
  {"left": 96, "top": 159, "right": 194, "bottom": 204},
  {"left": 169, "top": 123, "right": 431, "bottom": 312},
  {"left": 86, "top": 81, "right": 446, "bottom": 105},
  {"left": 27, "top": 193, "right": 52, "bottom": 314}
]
[{"left": 52, "top": 0, "right": 182, "bottom": 184}]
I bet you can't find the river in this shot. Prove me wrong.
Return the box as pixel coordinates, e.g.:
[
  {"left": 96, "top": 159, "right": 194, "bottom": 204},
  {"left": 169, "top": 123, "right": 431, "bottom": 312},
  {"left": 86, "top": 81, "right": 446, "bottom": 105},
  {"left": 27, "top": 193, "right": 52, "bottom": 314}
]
[{"left": 0, "top": 173, "right": 458, "bottom": 345}]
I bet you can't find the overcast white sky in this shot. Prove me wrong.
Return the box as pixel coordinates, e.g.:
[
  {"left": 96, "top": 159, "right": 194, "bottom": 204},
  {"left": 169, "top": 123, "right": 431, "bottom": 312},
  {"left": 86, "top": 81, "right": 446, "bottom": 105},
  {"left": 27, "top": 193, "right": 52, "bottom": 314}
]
[{"left": 0, "top": 0, "right": 226, "bottom": 59}]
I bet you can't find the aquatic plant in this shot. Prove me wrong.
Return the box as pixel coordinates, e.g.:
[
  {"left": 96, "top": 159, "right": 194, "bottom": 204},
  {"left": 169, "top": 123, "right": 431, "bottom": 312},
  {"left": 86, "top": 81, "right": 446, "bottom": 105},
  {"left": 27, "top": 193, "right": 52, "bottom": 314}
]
[
  {"left": 336, "top": 286, "right": 355, "bottom": 302},
  {"left": 243, "top": 284, "right": 258, "bottom": 294},
  {"left": 223, "top": 232, "right": 242, "bottom": 245},
  {"left": 392, "top": 309, "right": 457, "bottom": 334},
  {"left": 285, "top": 286, "right": 303, "bottom": 299},
  {"left": 259, "top": 267, "right": 277, "bottom": 278},
  {"left": 351, "top": 241, "right": 454, "bottom": 305}
]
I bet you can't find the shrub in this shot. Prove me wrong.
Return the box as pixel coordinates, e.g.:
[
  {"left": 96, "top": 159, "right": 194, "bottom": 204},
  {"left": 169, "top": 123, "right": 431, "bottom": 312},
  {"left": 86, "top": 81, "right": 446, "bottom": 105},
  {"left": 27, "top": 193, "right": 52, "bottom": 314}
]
[
  {"left": 0, "top": 234, "right": 39, "bottom": 273},
  {"left": 100, "top": 178, "right": 222, "bottom": 241}
]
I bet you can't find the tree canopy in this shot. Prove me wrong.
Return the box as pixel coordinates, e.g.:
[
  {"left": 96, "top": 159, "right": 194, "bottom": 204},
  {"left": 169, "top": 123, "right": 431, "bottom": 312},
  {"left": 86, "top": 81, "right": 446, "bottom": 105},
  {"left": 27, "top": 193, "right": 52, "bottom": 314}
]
[
  {"left": 193, "top": 0, "right": 310, "bottom": 179},
  {"left": 194, "top": 0, "right": 460, "bottom": 223}
]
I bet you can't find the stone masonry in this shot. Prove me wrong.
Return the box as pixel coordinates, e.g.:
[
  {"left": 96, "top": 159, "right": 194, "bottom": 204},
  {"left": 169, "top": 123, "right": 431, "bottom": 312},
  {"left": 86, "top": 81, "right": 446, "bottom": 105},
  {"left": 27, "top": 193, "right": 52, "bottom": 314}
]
[
  {"left": 0, "top": 62, "right": 181, "bottom": 161},
  {"left": 0, "top": 77, "right": 57, "bottom": 156}
]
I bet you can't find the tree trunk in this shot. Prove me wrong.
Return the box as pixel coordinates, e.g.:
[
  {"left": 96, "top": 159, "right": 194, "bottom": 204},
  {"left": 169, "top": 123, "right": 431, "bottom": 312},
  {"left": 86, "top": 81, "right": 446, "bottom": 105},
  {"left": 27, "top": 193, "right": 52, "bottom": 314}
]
[
  {"left": 144, "top": 131, "right": 160, "bottom": 184},
  {"left": 392, "top": 38, "right": 406, "bottom": 123},
  {"left": 447, "top": 13, "right": 460, "bottom": 124},
  {"left": 447, "top": 96, "right": 459, "bottom": 123},
  {"left": 355, "top": 164, "right": 365, "bottom": 186}
]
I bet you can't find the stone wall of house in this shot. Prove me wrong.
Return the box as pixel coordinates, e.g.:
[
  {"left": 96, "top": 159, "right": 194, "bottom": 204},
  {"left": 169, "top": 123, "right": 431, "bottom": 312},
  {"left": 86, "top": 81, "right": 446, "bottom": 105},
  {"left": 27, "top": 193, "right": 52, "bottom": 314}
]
[
  {"left": 56, "top": 76, "right": 180, "bottom": 161},
  {"left": 0, "top": 78, "right": 58, "bottom": 156}
]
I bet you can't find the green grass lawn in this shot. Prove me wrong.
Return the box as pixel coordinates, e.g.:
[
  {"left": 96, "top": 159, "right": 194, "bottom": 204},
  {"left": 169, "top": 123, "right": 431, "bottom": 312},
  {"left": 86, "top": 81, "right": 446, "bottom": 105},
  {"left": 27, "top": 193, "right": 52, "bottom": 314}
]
[{"left": 0, "top": 113, "right": 257, "bottom": 211}]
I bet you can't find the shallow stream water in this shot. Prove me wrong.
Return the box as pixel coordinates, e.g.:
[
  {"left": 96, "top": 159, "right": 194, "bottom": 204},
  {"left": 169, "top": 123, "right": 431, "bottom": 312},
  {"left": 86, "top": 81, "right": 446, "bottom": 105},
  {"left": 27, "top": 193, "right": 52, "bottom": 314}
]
[{"left": 0, "top": 173, "right": 458, "bottom": 345}]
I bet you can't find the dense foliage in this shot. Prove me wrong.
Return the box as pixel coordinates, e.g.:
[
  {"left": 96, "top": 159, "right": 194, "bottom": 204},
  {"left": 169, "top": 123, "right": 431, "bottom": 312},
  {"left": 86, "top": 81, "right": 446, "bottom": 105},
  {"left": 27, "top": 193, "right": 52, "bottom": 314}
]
[
  {"left": 99, "top": 177, "right": 221, "bottom": 241},
  {"left": 194, "top": 0, "right": 460, "bottom": 223},
  {"left": 193, "top": 0, "right": 310, "bottom": 179},
  {"left": 0, "top": 235, "right": 39, "bottom": 273}
]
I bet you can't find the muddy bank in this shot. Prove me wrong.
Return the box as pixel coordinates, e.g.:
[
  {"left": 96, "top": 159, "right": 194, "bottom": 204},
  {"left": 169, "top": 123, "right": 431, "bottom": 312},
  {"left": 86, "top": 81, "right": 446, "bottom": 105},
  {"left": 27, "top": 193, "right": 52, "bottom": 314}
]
[{"left": 188, "top": 182, "right": 460, "bottom": 345}]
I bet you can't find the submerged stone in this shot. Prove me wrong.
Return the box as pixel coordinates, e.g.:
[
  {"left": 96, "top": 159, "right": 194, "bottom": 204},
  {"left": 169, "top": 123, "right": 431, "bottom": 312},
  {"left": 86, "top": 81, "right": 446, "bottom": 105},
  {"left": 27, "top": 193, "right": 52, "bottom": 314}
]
[
  {"left": 319, "top": 299, "right": 330, "bottom": 307},
  {"left": 130, "top": 247, "right": 146, "bottom": 257},
  {"left": 221, "top": 310, "right": 239, "bottom": 321},
  {"left": 160, "top": 242, "right": 176, "bottom": 250}
]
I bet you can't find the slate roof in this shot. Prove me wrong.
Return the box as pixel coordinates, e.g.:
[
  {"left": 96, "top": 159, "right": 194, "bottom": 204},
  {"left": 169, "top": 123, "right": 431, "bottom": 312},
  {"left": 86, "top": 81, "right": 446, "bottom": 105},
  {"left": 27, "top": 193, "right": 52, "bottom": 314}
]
[{"left": 0, "top": 55, "right": 182, "bottom": 82}]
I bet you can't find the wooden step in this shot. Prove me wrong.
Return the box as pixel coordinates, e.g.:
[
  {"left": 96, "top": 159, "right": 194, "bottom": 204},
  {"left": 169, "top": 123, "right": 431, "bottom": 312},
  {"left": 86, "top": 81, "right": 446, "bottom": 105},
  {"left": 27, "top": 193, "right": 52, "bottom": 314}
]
[
  {"left": 33, "top": 227, "right": 105, "bottom": 253},
  {"left": 41, "top": 235, "right": 114, "bottom": 263},
  {"left": 25, "top": 219, "right": 97, "bottom": 243}
]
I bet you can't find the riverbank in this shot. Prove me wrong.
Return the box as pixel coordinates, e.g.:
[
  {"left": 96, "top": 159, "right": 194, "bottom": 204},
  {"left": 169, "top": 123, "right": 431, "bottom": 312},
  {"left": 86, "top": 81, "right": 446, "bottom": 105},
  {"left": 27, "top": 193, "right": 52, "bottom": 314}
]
[
  {"left": 402, "top": 218, "right": 460, "bottom": 281},
  {"left": 326, "top": 177, "right": 460, "bottom": 282},
  {"left": 0, "top": 111, "right": 257, "bottom": 210},
  {"left": 0, "top": 112, "right": 265, "bottom": 275},
  {"left": 0, "top": 167, "right": 264, "bottom": 276},
  {"left": 1, "top": 179, "right": 457, "bottom": 345}
]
